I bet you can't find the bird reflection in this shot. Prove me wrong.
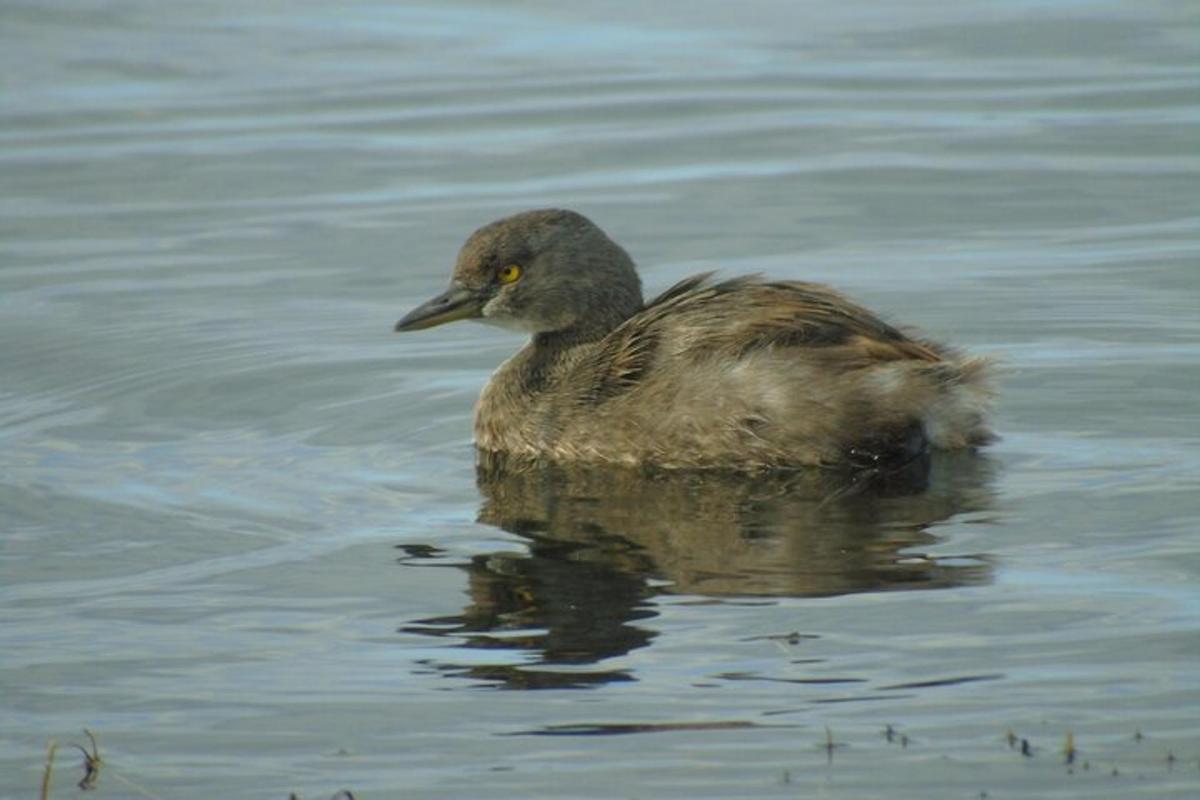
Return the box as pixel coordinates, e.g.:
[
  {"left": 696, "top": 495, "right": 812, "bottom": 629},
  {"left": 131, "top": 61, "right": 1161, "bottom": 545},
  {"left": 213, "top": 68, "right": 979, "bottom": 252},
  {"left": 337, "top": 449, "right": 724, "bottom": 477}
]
[{"left": 402, "top": 453, "right": 995, "bottom": 688}]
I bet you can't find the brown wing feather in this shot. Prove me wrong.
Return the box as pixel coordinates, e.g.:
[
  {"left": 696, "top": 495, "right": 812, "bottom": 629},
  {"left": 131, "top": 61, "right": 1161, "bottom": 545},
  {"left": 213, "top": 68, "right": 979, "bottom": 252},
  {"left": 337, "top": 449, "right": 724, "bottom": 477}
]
[
  {"left": 577, "top": 274, "right": 947, "bottom": 405},
  {"left": 650, "top": 275, "right": 943, "bottom": 358}
]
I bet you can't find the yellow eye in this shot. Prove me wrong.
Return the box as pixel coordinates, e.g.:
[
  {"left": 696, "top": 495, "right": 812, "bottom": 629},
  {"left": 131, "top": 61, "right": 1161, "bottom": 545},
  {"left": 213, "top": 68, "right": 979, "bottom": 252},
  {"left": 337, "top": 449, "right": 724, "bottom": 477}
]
[{"left": 497, "top": 264, "right": 523, "bottom": 284}]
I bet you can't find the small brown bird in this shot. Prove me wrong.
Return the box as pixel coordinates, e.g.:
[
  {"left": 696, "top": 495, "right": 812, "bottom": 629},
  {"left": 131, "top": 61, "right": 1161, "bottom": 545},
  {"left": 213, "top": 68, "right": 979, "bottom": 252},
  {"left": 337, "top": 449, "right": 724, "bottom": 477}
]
[{"left": 396, "top": 209, "right": 993, "bottom": 470}]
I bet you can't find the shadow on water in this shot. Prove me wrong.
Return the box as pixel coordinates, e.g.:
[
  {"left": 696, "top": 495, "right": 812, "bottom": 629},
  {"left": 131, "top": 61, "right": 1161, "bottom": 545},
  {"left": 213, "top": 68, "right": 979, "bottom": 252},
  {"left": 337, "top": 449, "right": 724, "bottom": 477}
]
[{"left": 401, "top": 452, "right": 997, "bottom": 688}]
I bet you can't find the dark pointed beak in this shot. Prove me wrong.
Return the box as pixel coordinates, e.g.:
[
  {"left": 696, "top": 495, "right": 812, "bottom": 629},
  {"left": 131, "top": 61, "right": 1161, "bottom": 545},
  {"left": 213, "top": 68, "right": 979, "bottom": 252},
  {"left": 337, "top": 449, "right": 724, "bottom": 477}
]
[{"left": 394, "top": 284, "right": 486, "bottom": 332}]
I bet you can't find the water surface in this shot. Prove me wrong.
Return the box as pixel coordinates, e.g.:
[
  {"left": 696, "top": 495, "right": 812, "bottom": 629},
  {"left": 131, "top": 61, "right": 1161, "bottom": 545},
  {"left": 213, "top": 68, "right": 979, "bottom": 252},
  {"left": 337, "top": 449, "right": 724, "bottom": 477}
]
[{"left": 2, "top": 1, "right": 1198, "bottom": 797}]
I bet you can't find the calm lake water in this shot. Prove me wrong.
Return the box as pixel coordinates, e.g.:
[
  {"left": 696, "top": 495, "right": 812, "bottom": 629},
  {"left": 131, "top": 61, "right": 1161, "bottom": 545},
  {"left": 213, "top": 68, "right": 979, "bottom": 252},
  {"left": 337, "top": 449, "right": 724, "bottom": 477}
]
[{"left": 2, "top": 1, "right": 1198, "bottom": 798}]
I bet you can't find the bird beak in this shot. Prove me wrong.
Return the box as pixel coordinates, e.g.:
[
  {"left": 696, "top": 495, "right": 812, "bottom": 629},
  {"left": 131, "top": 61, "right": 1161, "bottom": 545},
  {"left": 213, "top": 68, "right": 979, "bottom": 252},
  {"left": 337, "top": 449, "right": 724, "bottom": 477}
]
[{"left": 394, "top": 283, "right": 486, "bottom": 332}]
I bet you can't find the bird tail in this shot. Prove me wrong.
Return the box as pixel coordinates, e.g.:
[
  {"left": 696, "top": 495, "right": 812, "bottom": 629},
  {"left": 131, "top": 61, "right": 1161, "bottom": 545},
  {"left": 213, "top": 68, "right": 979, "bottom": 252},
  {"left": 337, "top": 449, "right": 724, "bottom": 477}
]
[{"left": 919, "top": 356, "right": 996, "bottom": 450}]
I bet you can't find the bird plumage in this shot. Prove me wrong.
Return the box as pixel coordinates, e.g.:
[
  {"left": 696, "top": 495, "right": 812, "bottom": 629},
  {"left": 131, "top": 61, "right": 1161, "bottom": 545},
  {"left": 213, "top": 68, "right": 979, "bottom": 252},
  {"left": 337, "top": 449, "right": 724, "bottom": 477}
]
[{"left": 396, "top": 209, "right": 994, "bottom": 471}]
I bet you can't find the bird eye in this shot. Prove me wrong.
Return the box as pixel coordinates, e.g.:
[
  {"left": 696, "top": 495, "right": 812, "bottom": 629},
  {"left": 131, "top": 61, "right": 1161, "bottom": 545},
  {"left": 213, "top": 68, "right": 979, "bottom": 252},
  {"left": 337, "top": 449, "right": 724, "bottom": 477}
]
[{"left": 497, "top": 264, "right": 523, "bottom": 284}]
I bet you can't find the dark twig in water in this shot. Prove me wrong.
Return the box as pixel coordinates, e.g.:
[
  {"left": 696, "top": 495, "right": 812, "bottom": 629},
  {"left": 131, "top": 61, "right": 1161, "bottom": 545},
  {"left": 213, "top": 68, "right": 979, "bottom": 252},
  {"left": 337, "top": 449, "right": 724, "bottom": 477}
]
[
  {"left": 40, "top": 729, "right": 105, "bottom": 798},
  {"left": 40, "top": 730, "right": 164, "bottom": 800},
  {"left": 819, "top": 725, "right": 847, "bottom": 765},
  {"left": 71, "top": 729, "right": 104, "bottom": 791},
  {"left": 1063, "top": 730, "right": 1076, "bottom": 766}
]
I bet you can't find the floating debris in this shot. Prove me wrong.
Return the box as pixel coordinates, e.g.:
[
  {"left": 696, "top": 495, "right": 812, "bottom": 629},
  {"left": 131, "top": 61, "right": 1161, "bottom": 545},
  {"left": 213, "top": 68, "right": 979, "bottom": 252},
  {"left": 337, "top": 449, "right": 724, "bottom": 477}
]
[
  {"left": 73, "top": 729, "right": 103, "bottom": 791},
  {"left": 1063, "top": 730, "right": 1076, "bottom": 766},
  {"left": 39, "top": 730, "right": 104, "bottom": 800},
  {"left": 39, "top": 741, "right": 57, "bottom": 800},
  {"left": 819, "top": 725, "right": 848, "bottom": 764}
]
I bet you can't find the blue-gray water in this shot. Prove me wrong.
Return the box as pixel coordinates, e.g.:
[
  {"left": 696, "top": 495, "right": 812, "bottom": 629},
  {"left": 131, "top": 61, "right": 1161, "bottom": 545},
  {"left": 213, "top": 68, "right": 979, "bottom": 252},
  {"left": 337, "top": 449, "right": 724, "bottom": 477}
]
[{"left": 2, "top": 1, "right": 1198, "bottom": 798}]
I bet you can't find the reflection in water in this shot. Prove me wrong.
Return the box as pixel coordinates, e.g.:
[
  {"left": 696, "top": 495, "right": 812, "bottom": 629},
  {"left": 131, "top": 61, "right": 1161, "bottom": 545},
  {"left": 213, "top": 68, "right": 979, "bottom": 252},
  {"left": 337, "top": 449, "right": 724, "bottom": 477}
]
[
  {"left": 403, "top": 538, "right": 654, "bottom": 688},
  {"left": 403, "top": 453, "right": 995, "bottom": 688}
]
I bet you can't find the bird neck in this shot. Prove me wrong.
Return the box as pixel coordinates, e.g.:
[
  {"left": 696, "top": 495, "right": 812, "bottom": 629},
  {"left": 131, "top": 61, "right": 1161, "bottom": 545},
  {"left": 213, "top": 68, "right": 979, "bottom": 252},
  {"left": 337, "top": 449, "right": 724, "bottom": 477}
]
[
  {"left": 518, "top": 330, "right": 595, "bottom": 391},
  {"left": 505, "top": 310, "right": 628, "bottom": 398}
]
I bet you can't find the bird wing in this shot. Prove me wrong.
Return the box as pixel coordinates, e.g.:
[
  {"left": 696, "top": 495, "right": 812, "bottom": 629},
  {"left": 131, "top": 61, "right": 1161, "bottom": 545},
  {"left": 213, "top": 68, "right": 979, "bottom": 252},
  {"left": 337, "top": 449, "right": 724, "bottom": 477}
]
[
  {"left": 648, "top": 274, "right": 944, "bottom": 361},
  {"left": 575, "top": 274, "right": 946, "bottom": 405}
]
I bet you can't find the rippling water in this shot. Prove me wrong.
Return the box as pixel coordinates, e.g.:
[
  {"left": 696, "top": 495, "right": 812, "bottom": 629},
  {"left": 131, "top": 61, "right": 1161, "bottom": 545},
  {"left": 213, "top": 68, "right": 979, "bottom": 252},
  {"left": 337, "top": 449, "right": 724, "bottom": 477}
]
[{"left": 3, "top": 1, "right": 1198, "bottom": 798}]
